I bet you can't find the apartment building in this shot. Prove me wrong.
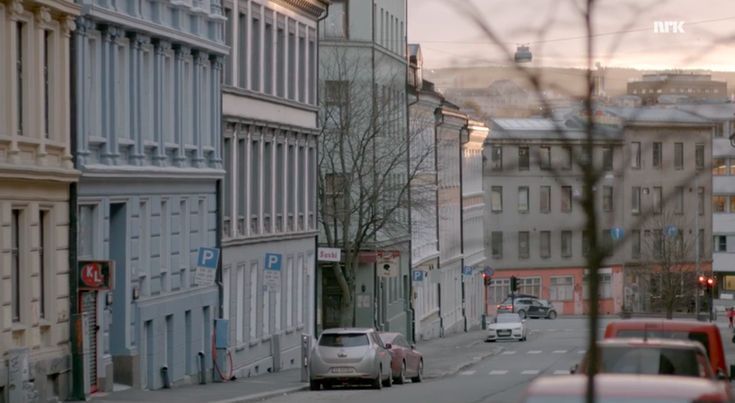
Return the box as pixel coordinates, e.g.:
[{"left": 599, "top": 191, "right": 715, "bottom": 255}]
[
  {"left": 220, "top": 0, "right": 327, "bottom": 379},
  {"left": 0, "top": 0, "right": 79, "bottom": 400},
  {"left": 485, "top": 107, "right": 713, "bottom": 315}
]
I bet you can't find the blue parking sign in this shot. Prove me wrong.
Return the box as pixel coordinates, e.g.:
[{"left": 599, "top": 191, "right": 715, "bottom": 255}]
[
  {"left": 413, "top": 271, "right": 425, "bottom": 282},
  {"left": 196, "top": 247, "right": 220, "bottom": 269},
  {"left": 265, "top": 253, "right": 282, "bottom": 271}
]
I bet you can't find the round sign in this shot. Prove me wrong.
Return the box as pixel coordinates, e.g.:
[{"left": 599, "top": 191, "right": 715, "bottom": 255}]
[
  {"left": 665, "top": 225, "right": 678, "bottom": 238},
  {"left": 81, "top": 263, "right": 105, "bottom": 288}
]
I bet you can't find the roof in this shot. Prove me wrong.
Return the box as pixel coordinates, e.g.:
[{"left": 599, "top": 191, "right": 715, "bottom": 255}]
[
  {"left": 606, "top": 318, "right": 720, "bottom": 330},
  {"left": 673, "top": 103, "right": 735, "bottom": 120},
  {"left": 525, "top": 374, "right": 726, "bottom": 399},
  {"left": 597, "top": 337, "right": 707, "bottom": 351},
  {"left": 320, "top": 328, "right": 375, "bottom": 334}
]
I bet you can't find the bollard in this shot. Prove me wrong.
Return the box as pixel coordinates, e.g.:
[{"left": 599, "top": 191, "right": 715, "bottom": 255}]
[
  {"left": 197, "top": 352, "right": 206, "bottom": 384},
  {"left": 160, "top": 366, "right": 171, "bottom": 389},
  {"left": 300, "top": 334, "right": 311, "bottom": 382}
]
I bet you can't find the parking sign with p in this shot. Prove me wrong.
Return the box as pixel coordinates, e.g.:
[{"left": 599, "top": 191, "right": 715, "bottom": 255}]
[{"left": 194, "top": 247, "right": 220, "bottom": 287}]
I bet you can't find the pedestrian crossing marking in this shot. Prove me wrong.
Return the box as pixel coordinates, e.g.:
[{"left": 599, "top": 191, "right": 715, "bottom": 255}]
[
  {"left": 501, "top": 351, "right": 516, "bottom": 355},
  {"left": 528, "top": 350, "right": 542, "bottom": 354},
  {"left": 553, "top": 370, "right": 571, "bottom": 375},
  {"left": 489, "top": 370, "right": 508, "bottom": 375},
  {"left": 577, "top": 350, "right": 586, "bottom": 354},
  {"left": 460, "top": 370, "right": 476, "bottom": 376},
  {"left": 521, "top": 370, "right": 540, "bottom": 375},
  {"left": 552, "top": 350, "right": 567, "bottom": 354}
]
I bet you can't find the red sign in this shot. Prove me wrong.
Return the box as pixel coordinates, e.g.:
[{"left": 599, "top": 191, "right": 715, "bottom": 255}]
[{"left": 78, "top": 261, "right": 113, "bottom": 290}]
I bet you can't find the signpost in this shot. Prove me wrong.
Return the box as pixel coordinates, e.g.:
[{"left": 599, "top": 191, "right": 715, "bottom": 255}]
[
  {"left": 264, "top": 253, "right": 283, "bottom": 291},
  {"left": 412, "top": 270, "right": 425, "bottom": 282},
  {"left": 194, "top": 247, "right": 220, "bottom": 287},
  {"left": 78, "top": 261, "right": 113, "bottom": 290}
]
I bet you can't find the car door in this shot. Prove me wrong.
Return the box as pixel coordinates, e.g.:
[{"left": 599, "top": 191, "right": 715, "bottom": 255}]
[
  {"left": 398, "top": 336, "right": 416, "bottom": 372},
  {"left": 371, "top": 332, "right": 391, "bottom": 376}
]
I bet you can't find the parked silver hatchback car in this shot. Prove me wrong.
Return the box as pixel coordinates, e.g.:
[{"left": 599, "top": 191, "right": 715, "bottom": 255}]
[{"left": 309, "top": 328, "right": 393, "bottom": 390}]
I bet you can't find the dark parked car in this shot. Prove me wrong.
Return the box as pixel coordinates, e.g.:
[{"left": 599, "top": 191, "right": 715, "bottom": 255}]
[{"left": 497, "top": 295, "right": 557, "bottom": 319}]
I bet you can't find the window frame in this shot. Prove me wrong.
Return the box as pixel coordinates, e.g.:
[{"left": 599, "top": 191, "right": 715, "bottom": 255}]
[
  {"left": 540, "top": 185, "right": 551, "bottom": 214},
  {"left": 518, "top": 146, "right": 530, "bottom": 171},
  {"left": 540, "top": 230, "right": 551, "bottom": 259},
  {"left": 518, "top": 231, "right": 530, "bottom": 259},
  {"left": 674, "top": 142, "right": 684, "bottom": 170},
  {"left": 631, "top": 142, "right": 641, "bottom": 169},
  {"left": 518, "top": 186, "right": 529, "bottom": 213}
]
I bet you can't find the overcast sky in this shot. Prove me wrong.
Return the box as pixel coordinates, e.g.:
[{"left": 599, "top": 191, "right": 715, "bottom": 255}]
[{"left": 407, "top": 0, "right": 735, "bottom": 71}]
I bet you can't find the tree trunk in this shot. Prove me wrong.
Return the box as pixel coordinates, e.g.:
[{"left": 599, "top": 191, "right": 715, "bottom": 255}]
[{"left": 331, "top": 262, "right": 354, "bottom": 326}]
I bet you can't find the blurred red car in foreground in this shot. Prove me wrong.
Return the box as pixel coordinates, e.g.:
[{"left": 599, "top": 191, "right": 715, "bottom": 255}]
[{"left": 378, "top": 332, "right": 423, "bottom": 384}]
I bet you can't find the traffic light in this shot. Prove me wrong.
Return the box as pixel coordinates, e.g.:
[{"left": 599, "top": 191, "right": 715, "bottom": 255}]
[
  {"left": 510, "top": 276, "right": 518, "bottom": 292},
  {"left": 483, "top": 273, "right": 491, "bottom": 286},
  {"left": 699, "top": 275, "right": 707, "bottom": 288}
]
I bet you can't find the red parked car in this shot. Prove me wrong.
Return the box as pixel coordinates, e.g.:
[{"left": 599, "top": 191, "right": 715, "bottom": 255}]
[{"left": 378, "top": 332, "right": 423, "bottom": 384}]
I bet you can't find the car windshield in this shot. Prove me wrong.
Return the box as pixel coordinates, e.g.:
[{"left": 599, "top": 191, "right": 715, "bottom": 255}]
[
  {"left": 596, "top": 346, "right": 700, "bottom": 377},
  {"left": 496, "top": 314, "right": 521, "bottom": 323},
  {"left": 319, "top": 333, "right": 370, "bottom": 347},
  {"left": 616, "top": 330, "right": 711, "bottom": 358}
]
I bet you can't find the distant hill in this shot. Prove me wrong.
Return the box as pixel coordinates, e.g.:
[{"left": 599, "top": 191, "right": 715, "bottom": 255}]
[{"left": 425, "top": 65, "right": 735, "bottom": 99}]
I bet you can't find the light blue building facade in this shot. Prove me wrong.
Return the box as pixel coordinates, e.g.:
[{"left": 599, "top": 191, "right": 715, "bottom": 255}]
[{"left": 72, "top": 0, "right": 228, "bottom": 392}]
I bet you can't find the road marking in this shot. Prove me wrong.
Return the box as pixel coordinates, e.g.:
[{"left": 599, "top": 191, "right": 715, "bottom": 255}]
[
  {"left": 460, "top": 370, "right": 476, "bottom": 376},
  {"left": 552, "top": 350, "right": 567, "bottom": 354},
  {"left": 553, "top": 370, "right": 571, "bottom": 375},
  {"left": 577, "top": 350, "right": 587, "bottom": 354},
  {"left": 527, "top": 350, "right": 542, "bottom": 354},
  {"left": 521, "top": 370, "right": 540, "bottom": 375},
  {"left": 489, "top": 370, "right": 508, "bottom": 375},
  {"left": 501, "top": 351, "right": 516, "bottom": 355}
]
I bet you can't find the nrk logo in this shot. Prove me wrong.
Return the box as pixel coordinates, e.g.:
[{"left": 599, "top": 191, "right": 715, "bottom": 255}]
[{"left": 653, "top": 21, "right": 685, "bottom": 34}]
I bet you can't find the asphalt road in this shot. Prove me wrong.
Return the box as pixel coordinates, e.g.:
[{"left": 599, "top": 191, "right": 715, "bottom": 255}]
[{"left": 263, "top": 317, "right": 613, "bottom": 403}]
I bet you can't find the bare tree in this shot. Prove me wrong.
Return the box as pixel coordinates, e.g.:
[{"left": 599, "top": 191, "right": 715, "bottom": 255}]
[{"left": 318, "top": 47, "right": 435, "bottom": 326}]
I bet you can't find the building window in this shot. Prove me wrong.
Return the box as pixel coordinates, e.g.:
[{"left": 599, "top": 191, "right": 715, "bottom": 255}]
[
  {"left": 699, "top": 229, "right": 705, "bottom": 260},
  {"left": 631, "top": 142, "right": 641, "bottom": 169},
  {"left": 44, "top": 31, "right": 51, "bottom": 138},
  {"left": 518, "top": 277, "right": 541, "bottom": 297},
  {"left": 602, "top": 186, "right": 613, "bottom": 212},
  {"left": 584, "top": 273, "right": 612, "bottom": 299},
  {"left": 287, "top": 25, "right": 296, "bottom": 100},
  {"left": 11, "top": 209, "right": 21, "bottom": 322},
  {"left": 539, "top": 146, "right": 551, "bottom": 170},
  {"left": 675, "top": 186, "right": 684, "bottom": 214},
  {"left": 238, "top": 12, "right": 248, "bottom": 88},
  {"left": 561, "top": 230, "right": 572, "bottom": 257},
  {"left": 713, "top": 196, "right": 726, "bottom": 213},
  {"left": 518, "top": 146, "right": 529, "bottom": 171},
  {"left": 325, "top": 0, "right": 347, "bottom": 38},
  {"left": 324, "top": 173, "right": 347, "bottom": 221},
  {"left": 298, "top": 34, "right": 306, "bottom": 103},
  {"left": 518, "top": 231, "right": 529, "bottom": 259},
  {"left": 224, "top": 8, "right": 233, "bottom": 85},
  {"left": 714, "top": 235, "right": 727, "bottom": 252},
  {"left": 653, "top": 229, "right": 663, "bottom": 259},
  {"left": 16, "top": 22, "right": 24, "bottom": 135},
  {"left": 562, "top": 146, "right": 573, "bottom": 170},
  {"left": 652, "top": 186, "right": 662, "bottom": 214},
  {"left": 39, "top": 210, "right": 48, "bottom": 319},
  {"left": 730, "top": 196, "right": 735, "bottom": 213},
  {"left": 695, "top": 144, "right": 705, "bottom": 170},
  {"left": 652, "top": 142, "right": 662, "bottom": 168},
  {"left": 264, "top": 18, "right": 273, "bottom": 95},
  {"left": 518, "top": 186, "right": 529, "bottom": 213},
  {"left": 561, "top": 186, "right": 572, "bottom": 213},
  {"left": 277, "top": 22, "right": 285, "bottom": 97},
  {"left": 550, "top": 276, "right": 573, "bottom": 301},
  {"left": 674, "top": 142, "right": 683, "bottom": 170},
  {"left": 698, "top": 187, "right": 705, "bottom": 215},
  {"left": 491, "top": 146, "right": 502, "bottom": 171},
  {"left": 631, "top": 186, "right": 641, "bottom": 214},
  {"left": 251, "top": 12, "right": 261, "bottom": 92},
  {"left": 714, "top": 124, "right": 724, "bottom": 137},
  {"left": 540, "top": 186, "right": 551, "bottom": 213},
  {"left": 540, "top": 231, "right": 551, "bottom": 258},
  {"left": 582, "top": 231, "right": 590, "bottom": 257},
  {"left": 632, "top": 229, "right": 641, "bottom": 259},
  {"left": 489, "top": 278, "right": 510, "bottom": 304},
  {"left": 713, "top": 158, "right": 727, "bottom": 176},
  {"left": 491, "top": 186, "right": 503, "bottom": 212},
  {"left": 491, "top": 231, "right": 503, "bottom": 259},
  {"left": 602, "top": 146, "right": 613, "bottom": 171}
]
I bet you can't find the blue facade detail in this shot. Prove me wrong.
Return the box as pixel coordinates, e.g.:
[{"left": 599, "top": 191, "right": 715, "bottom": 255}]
[{"left": 72, "top": 0, "right": 227, "bottom": 392}]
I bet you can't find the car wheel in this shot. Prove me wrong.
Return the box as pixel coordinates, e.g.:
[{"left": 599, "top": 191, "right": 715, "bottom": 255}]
[
  {"left": 310, "top": 380, "right": 321, "bottom": 391},
  {"left": 548, "top": 310, "right": 557, "bottom": 320},
  {"left": 383, "top": 367, "right": 393, "bottom": 388},
  {"left": 373, "top": 366, "right": 383, "bottom": 390},
  {"left": 411, "top": 360, "right": 423, "bottom": 383},
  {"left": 517, "top": 310, "right": 527, "bottom": 319},
  {"left": 395, "top": 361, "right": 406, "bottom": 384}
]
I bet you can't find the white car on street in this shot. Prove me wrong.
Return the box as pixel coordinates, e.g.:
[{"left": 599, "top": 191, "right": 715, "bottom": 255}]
[{"left": 486, "top": 313, "right": 528, "bottom": 342}]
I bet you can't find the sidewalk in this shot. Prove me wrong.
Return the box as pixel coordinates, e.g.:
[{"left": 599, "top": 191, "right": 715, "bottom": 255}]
[{"left": 91, "top": 329, "right": 500, "bottom": 403}]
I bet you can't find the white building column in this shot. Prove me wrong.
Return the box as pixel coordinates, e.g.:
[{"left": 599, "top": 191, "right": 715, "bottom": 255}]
[{"left": 60, "top": 16, "right": 75, "bottom": 168}]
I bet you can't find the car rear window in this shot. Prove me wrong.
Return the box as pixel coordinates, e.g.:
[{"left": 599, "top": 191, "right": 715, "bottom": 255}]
[
  {"left": 616, "top": 330, "right": 710, "bottom": 357},
  {"left": 598, "top": 346, "right": 700, "bottom": 377},
  {"left": 319, "top": 333, "right": 369, "bottom": 347},
  {"left": 526, "top": 397, "right": 695, "bottom": 403}
]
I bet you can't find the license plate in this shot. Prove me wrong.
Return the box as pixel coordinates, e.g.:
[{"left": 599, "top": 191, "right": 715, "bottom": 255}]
[
  {"left": 497, "top": 330, "right": 511, "bottom": 336},
  {"left": 331, "top": 367, "right": 354, "bottom": 373}
]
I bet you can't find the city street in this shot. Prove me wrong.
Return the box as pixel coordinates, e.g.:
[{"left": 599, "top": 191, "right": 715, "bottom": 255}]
[{"left": 264, "top": 318, "right": 611, "bottom": 403}]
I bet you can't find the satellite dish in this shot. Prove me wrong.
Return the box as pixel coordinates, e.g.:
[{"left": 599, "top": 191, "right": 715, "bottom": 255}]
[{"left": 515, "top": 45, "right": 532, "bottom": 63}]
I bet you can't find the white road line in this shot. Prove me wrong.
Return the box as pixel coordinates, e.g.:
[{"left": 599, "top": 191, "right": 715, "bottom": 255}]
[
  {"left": 521, "top": 370, "right": 540, "bottom": 375},
  {"left": 577, "top": 350, "right": 587, "bottom": 354},
  {"left": 553, "top": 370, "right": 571, "bottom": 375},
  {"left": 501, "top": 351, "right": 517, "bottom": 355},
  {"left": 528, "top": 350, "right": 542, "bottom": 354},
  {"left": 489, "top": 370, "right": 509, "bottom": 375},
  {"left": 552, "top": 350, "right": 567, "bottom": 354},
  {"left": 460, "top": 370, "right": 476, "bottom": 376}
]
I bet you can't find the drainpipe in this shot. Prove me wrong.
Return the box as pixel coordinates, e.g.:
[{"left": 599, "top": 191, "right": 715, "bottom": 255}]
[{"left": 314, "top": 1, "right": 328, "bottom": 338}]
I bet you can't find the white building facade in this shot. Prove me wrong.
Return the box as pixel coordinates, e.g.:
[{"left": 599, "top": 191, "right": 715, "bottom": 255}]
[
  {"left": 0, "top": 0, "right": 79, "bottom": 401},
  {"left": 220, "top": 0, "right": 327, "bottom": 378}
]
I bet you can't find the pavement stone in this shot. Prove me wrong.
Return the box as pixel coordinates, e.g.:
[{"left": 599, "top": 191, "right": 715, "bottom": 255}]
[{"left": 90, "top": 329, "right": 499, "bottom": 403}]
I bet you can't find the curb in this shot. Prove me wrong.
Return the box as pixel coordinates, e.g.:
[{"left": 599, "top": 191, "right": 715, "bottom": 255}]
[{"left": 210, "top": 385, "right": 310, "bottom": 403}]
